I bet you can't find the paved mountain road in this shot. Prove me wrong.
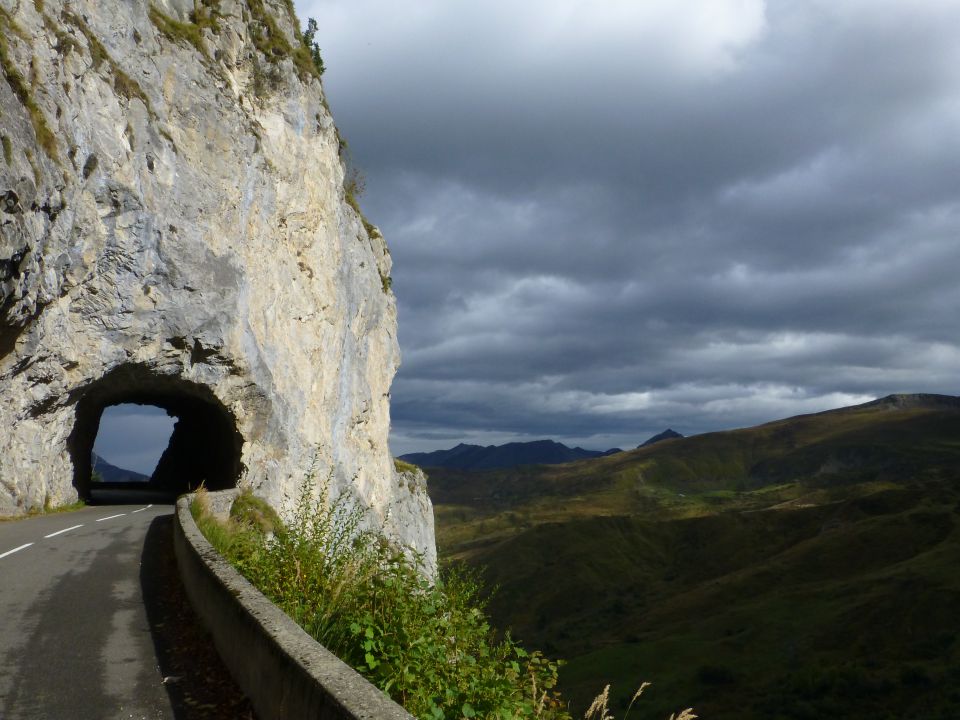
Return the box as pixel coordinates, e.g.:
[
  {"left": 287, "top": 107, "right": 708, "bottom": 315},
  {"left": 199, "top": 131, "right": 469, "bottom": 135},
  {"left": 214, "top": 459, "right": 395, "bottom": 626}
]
[
  {"left": 0, "top": 497, "right": 256, "bottom": 720},
  {"left": 0, "top": 502, "right": 176, "bottom": 718}
]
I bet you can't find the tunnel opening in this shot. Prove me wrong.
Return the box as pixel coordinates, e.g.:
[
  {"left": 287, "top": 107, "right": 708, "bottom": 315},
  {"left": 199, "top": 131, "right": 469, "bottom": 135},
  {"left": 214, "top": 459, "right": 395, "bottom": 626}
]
[
  {"left": 93, "top": 404, "right": 175, "bottom": 484},
  {"left": 68, "top": 364, "right": 244, "bottom": 503}
]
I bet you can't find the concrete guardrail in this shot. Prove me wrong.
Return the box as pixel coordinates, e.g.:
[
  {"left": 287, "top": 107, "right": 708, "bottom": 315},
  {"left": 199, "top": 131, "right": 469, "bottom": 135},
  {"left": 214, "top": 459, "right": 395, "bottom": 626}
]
[{"left": 173, "top": 490, "right": 414, "bottom": 720}]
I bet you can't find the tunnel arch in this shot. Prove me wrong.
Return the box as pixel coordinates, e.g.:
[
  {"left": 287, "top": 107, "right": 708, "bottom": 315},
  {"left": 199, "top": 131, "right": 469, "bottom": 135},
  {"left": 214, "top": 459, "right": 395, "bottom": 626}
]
[{"left": 67, "top": 364, "right": 245, "bottom": 501}]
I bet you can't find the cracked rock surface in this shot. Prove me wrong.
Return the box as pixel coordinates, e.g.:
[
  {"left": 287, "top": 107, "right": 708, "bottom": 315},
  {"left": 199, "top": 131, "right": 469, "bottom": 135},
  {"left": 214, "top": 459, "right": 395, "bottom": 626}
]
[{"left": 0, "top": 0, "right": 434, "bottom": 570}]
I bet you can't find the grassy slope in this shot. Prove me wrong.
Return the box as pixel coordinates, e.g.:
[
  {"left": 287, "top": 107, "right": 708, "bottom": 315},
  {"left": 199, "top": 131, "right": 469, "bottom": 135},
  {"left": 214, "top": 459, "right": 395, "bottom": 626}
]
[{"left": 428, "top": 396, "right": 960, "bottom": 718}]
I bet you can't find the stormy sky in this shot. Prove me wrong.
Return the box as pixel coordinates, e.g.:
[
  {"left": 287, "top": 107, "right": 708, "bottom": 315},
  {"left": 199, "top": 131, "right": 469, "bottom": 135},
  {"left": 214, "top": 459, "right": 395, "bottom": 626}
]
[
  {"left": 95, "top": 1, "right": 960, "bottom": 470},
  {"left": 293, "top": 0, "right": 960, "bottom": 455}
]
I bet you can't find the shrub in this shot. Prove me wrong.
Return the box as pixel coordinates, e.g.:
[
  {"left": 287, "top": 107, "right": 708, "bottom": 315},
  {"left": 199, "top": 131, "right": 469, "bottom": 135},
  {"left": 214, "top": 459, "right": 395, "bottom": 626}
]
[
  {"left": 229, "top": 488, "right": 281, "bottom": 534},
  {"left": 195, "top": 481, "right": 568, "bottom": 719},
  {"left": 301, "top": 18, "right": 325, "bottom": 77},
  {"left": 194, "top": 484, "right": 697, "bottom": 720}
]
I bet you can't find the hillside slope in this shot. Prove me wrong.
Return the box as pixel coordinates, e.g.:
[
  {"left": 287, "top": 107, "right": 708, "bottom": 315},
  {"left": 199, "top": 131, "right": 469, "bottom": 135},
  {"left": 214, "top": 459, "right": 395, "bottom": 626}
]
[
  {"left": 429, "top": 394, "right": 960, "bottom": 718},
  {"left": 91, "top": 453, "right": 149, "bottom": 483}
]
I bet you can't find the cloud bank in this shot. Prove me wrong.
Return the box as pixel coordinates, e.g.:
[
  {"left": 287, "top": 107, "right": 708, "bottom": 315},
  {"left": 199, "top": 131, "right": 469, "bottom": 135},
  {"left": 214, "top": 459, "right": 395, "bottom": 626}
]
[{"left": 292, "top": 1, "right": 960, "bottom": 454}]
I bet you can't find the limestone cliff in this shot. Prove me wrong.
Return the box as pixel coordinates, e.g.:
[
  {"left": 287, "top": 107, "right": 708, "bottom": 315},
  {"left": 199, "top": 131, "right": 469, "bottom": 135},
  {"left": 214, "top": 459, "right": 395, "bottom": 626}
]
[{"left": 0, "top": 0, "right": 435, "bottom": 569}]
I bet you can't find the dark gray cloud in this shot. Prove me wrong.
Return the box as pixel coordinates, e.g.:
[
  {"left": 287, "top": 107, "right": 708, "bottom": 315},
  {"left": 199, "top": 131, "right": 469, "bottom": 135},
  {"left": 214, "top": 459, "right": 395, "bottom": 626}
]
[{"left": 297, "top": 0, "right": 960, "bottom": 454}]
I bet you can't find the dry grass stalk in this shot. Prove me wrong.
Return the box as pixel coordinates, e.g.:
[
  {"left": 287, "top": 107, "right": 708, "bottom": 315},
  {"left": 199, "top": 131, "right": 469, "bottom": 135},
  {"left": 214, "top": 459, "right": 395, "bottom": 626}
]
[
  {"left": 585, "top": 682, "right": 696, "bottom": 720},
  {"left": 624, "top": 681, "right": 652, "bottom": 719},
  {"left": 584, "top": 684, "right": 612, "bottom": 720}
]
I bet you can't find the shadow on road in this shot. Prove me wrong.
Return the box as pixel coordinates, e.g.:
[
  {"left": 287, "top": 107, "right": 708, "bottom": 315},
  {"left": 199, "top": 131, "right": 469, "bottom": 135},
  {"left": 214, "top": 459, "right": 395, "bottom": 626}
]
[
  {"left": 140, "top": 515, "right": 258, "bottom": 719},
  {"left": 87, "top": 485, "right": 180, "bottom": 506}
]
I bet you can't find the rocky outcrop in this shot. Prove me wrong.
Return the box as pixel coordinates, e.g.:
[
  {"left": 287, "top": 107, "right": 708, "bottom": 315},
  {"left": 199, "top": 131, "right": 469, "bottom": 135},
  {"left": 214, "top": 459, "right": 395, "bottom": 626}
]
[{"left": 0, "top": 0, "right": 434, "bottom": 567}]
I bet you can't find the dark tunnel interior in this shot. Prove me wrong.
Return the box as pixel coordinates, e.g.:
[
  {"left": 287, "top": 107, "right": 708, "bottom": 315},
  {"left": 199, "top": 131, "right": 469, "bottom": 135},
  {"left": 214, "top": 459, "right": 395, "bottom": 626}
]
[{"left": 68, "top": 364, "right": 244, "bottom": 503}]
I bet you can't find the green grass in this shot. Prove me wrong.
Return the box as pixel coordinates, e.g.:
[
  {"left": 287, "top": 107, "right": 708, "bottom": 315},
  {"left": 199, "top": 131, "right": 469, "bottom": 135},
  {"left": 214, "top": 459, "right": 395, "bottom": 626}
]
[
  {"left": 464, "top": 481, "right": 960, "bottom": 717},
  {"left": 429, "top": 400, "right": 960, "bottom": 558},
  {"left": 428, "top": 397, "right": 960, "bottom": 718},
  {"left": 0, "top": 498, "right": 86, "bottom": 522},
  {"left": 0, "top": 8, "right": 58, "bottom": 162},
  {"left": 193, "top": 484, "right": 570, "bottom": 719},
  {"left": 246, "top": 0, "right": 320, "bottom": 83},
  {"left": 40, "top": 11, "right": 80, "bottom": 58},
  {"left": 394, "top": 458, "right": 419, "bottom": 474},
  {"left": 62, "top": 11, "right": 153, "bottom": 115},
  {"left": 148, "top": 5, "right": 210, "bottom": 59},
  {"left": 148, "top": 0, "right": 322, "bottom": 99}
]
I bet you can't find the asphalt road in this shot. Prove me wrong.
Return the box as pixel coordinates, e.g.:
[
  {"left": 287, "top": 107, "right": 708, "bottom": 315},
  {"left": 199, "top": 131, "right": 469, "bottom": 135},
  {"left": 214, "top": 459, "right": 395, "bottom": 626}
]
[{"left": 0, "top": 492, "right": 256, "bottom": 720}]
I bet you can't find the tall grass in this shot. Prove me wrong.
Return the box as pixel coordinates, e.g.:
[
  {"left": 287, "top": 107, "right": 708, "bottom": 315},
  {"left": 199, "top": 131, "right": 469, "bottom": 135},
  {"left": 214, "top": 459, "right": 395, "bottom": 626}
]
[
  {"left": 193, "top": 484, "right": 695, "bottom": 720},
  {"left": 194, "top": 483, "right": 567, "bottom": 718}
]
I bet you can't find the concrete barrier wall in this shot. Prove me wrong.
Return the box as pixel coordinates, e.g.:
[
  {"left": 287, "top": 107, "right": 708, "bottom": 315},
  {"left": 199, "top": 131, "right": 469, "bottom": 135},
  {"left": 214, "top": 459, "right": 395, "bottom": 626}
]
[{"left": 173, "top": 492, "right": 414, "bottom": 720}]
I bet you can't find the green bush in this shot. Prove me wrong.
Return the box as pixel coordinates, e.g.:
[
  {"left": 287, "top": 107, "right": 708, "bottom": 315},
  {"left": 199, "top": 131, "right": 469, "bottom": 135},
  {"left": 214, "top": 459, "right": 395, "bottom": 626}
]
[
  {"left": 194, "top": 482, "right": 569, "bottom": 719},
  {"left": 301, "top": 18, "right": 325, "bottom": 77},
  {"left": 229, "top": 489, "right": 281, "bottom": 534}
]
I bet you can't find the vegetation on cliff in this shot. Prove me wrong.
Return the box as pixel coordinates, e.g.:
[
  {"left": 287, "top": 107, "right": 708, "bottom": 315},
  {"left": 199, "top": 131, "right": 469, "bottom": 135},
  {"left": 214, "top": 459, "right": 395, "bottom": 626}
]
[{"left": 193, "top": 486, "right": 569, "bottom": 719}]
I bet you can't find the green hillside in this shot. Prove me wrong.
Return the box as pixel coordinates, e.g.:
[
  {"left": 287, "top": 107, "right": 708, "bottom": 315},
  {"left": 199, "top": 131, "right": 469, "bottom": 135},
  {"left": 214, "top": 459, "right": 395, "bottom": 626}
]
[{"left": 427, "top": 395, "right": 960, "bottom": 718}]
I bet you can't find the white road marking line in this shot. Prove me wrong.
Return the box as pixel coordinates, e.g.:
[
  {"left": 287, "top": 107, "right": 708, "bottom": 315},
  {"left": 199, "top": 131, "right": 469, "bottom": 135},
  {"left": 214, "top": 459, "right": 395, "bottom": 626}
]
[
  {"left": 0, "top": 543, "right": 33, "bottom": 559},
  {"left": 44, "top": 524, "right": 83, "bottom": 538},
  {"left": 131, "top": 504, "right": 153, "bottom": 514},
  {"left": 96, "top": 513, "right": 126, "bottom": 522}
]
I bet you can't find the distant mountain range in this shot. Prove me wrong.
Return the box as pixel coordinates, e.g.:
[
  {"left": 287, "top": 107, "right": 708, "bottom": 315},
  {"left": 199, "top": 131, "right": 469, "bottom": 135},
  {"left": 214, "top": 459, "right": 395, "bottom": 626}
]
[
  {"left": 399, "top": 439, "right": 623, "bottom": 470},
  {"left": 91, "top": 452, "right": 149, "bottom": 483},
  {"left": 401, "top": 430, "right": 685, "bottom": 470}
]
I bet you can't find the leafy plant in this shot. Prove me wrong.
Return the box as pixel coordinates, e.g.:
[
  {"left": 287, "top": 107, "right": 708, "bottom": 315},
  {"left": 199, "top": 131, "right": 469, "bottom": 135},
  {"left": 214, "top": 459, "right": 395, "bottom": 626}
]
[
  {"left": 344, "top": 164, "right": 366, "bottom": 213},
  {"left": 194, "top": 481, "right": 569, "bottom": 718}
]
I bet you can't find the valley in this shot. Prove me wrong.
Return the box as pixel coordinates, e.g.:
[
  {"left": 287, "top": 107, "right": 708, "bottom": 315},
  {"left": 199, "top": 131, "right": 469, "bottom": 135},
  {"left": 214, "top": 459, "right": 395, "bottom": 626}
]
[{"left": 425, "top": 395, "right": 960, "bottom": 718}]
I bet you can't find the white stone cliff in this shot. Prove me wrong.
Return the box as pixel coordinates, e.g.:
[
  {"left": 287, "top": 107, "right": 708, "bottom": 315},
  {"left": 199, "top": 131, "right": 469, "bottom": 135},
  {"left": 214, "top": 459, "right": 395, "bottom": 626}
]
[{"left": 0, "top": 0, "right": 435, "bottom": 570}]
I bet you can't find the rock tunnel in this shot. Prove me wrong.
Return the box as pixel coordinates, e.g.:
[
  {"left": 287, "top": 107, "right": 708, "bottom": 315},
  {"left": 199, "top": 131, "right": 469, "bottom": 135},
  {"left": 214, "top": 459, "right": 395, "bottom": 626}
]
[{"left": 67, "top": 364, "right": 244, "bottom": 501}]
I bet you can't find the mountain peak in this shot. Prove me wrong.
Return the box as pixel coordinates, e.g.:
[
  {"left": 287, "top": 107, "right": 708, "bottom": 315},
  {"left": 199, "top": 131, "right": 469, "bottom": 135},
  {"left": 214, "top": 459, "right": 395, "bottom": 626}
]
[
  {"left": 865, "top": 393, "right": 960, "bottom": 410},
  {"left": 639, "top": 428, "right": 684, "bottom": 448}
]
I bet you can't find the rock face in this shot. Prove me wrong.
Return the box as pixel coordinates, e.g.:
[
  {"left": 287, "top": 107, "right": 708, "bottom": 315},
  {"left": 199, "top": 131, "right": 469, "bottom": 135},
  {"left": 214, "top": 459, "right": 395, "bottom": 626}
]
[{"left": 0, "top": 0, "right": 435, "bottom": 569}]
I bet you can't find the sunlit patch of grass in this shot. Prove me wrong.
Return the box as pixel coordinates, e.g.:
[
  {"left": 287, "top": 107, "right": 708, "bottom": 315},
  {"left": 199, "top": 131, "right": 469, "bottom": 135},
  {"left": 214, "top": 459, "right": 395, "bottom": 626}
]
[
  {"left": 393, "top": 458, "right": 418, "bottom": 474},
  {"left": 193, "top": 482, "right": 571, "bottom": 718},
  {"left": 0, "top": 8, "right": 58, "bottom": 162},
  {"left": 63, "top": 11, "right": 153, "bottom": 115},
  {"left": 0, "top": 498, "right": 86, "bottom": 522},
  {"left": 148, "top": 5, "right": 209, "bottom": 59}
]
